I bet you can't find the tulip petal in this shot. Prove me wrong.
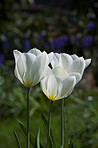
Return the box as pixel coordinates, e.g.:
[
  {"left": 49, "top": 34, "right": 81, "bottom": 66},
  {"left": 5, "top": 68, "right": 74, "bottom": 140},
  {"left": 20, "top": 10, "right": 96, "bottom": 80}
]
[
  {"left": 69, "top": 57, "right": 85, "bottom": 75},
  {"left": 71, "top": 54, "right": 79, "bottom": 60},
  {"left": 55, "top": 76, "right": 76, "bottom": 100},
  {"left": 13, "top": 50, "right": 23, "bottom": 83},
  {"left": 13, "top": 50, "right": 21, "bottom": 63},
  {"left": 52, "top": 66, "right": 68, "bottom": 80},
  {"left": 28, "top": 48, "right": 41, "bottom": 56},
  {"left": 59, "top": 54, "right": 73, "bottom": 72},
  {"left": 30, "top": 52, "right": 48, "bottom": 85},
  {"left": 85, "top": 59, "right": 91, "bottom": 68},
  {"left": 41, "top": 77, "right": 48, "bottom": 98},
  {"left": 16, "top": 53, "right": 27, "bottom": 84},
  {"left": 22, "top": 53, "right": 36, "bottom": 86},
  {"left": 69, "top": 72, "right": 81, "bottom": 84},
  {"left": 46, "top": 74, "right": 58, "bottom": 100},
  {"left": 13, "top": 50, "right": 24, "bottom": 84},
  {"left": 41, "top": 72, "right": 58, "bottom": 101},
  {"left": 71, "top": 55, "right": 91, "bottom": 69},
  {"left": 51, "top": 53, "right": 60, "bottom": 68},
  {"left": 48, "top": 52, "right": 54, "bottom": 63}
]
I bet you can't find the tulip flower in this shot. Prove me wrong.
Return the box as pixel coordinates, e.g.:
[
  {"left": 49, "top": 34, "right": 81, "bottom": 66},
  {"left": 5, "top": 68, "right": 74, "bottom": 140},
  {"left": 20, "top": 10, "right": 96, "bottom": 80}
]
[
  {"left": 51, "top": 53, "right": 91, "bottom": 84},
  {"left": 41, "top": 66, "right": 77, "bottom": 101},
  {"left": 13, "top": 48, "right": 49, "bottom": 88},
  {"left": 41, "top": 53, "right": 91, "bottom": 101},
  {"left": 41, "top": 55, "right": 77, "bottom": 102}
]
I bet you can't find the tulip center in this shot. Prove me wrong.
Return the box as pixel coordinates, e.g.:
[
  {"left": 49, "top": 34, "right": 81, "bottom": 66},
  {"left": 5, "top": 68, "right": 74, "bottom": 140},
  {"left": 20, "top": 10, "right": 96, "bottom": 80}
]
[
  {"left": 49, "top": 95, "right": 54, "bottom": 101},
  {"left": 25, "top": 81, "right": 31, "bottom": 88}
]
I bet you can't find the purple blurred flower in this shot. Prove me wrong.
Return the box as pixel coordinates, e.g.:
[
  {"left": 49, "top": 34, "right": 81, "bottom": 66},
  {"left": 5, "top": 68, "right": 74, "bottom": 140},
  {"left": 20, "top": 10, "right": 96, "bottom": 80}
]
[
  {"left": 54, "top": 38, "right": 62, "bottom": 49},
  {"left": 38, "top": 34, "right": 43, "bottom": 41},
  {"left": 0, "top": 53, "right": 4, "bottom": 66},
  {"left": 50, "top": 41, "right": 55, "bottom": 51},
  {"left": 81, "top": 35, "right": 93, "bottom": 47},
  {"left": 24, "top": 40, "right": 30, "bottom": 52},
  {"left": 71, "top": 17, "right": 77, "bottom": 24},
  {"left": 3, "top": 39, "right": 9, "bottom": 52},
  {"left": 74, "top": 36, "right": 79, "bottom": 44},
  {"left": 87, "top": 21, "right": 95, "bottom": 31},
  {"left": 61, "top": 35, "right": 69, "bottom": 45}
]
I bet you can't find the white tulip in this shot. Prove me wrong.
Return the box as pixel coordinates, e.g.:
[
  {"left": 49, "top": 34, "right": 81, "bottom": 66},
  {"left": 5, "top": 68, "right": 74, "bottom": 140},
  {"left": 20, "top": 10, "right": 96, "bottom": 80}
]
[
  {"left": 13, "top": 48, "right": 49, "bottom": 88},
  {"left": 41, "top": 67, "right": 76, "bottom": 101},
  {"left": 41, "top": 52, "right": 91, "bottom": 101},
  {"left": 51, "top": 53, "right": 91, "bottom": 84}
]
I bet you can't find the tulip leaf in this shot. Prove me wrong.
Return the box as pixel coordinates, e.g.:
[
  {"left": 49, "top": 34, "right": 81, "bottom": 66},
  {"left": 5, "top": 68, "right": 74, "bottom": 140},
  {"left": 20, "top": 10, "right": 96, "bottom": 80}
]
[
  {"left": 68, "top": 140, "right": 76, "bottom": 148},
  {"left": 17, "top": 120, "right": 44, "bottom": 148},
  {"left": 35, "top": 130, "right": 40, "bottom": 148},
  {"left": 13, "top": 130, "right": 22, "bottom": 148},
  {"left": 42, "top": 114, "right": 57, "bottom": 148}
]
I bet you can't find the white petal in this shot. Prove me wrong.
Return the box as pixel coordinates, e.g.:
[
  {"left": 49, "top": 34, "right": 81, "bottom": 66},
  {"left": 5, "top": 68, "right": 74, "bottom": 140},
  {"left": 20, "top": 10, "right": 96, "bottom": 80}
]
[
  {"left": 16, "top": 53, "right": 27, "bottom": 84},
  {"left": 13, "top": 50, "right": 23, "bottom": 83},
  {"left": 41, "top": 77, "right": 48, "bottom": 98},
  {"left": 41, "top": 72, "right": 58, "bottom": 100},
  {"left": 51, "top": 53, "right": 60, "bottom": 68},
  {"left": 28, "top": 48, "right": 41, "bottom": 56},
  {"left": 56, "top": 76, "right": 76, "bottom": 100},
  {"left": 46, "top": 74, "right": 58, "bottom": 98},
  {"left": 48, "top": 52, "right": 54, "bottom": 63},
  {"left": 52, "top": 66, "right": 68, "bottom": 80},
  {"left": 71, "top": 55, "right": 91, "bottom": 70},
  {"left": 22, "top": 53, "right": 36, "bottom": 86},
  {"left": 69, "top": 72, "right": 81, "bottom": 84},
  {"left": 69, "top": 57, "right": 85, "bottom": 75},
  {"left": 59, "top": 53, "right": 73, "bottom": 72},
  {"left": 31, "top": 52, "right": 48, "bottom": 85},
  {"left": 71, "top": 54, "right": 79, "bottom": 60},
  {"left": 13, "top": 50, "right": 21, "bottom": 63},
  {"left": 85, "top": 59, "right": 91, "bottom": 68}
]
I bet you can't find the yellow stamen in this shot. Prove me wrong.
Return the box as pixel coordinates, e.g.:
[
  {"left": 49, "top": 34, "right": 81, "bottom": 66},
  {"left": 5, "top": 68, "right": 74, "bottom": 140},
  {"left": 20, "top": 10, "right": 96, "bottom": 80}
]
[
  {"left": 24, "top": 82, "right": 31, "bottom": 88},
  {"left": 49, "top": 95, "right": 54, "bottom": 101}
]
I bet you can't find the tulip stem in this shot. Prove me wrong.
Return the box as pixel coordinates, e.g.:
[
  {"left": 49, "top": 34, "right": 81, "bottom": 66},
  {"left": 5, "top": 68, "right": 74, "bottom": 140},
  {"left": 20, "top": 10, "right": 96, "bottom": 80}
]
[
  {"left": 26, "top": 88, "right": 30, "bottom": 148},
  {"left": 46, "top": 101, "right": 53, "bottom": 147},
  {"left": 61, "top": 98, "right": 64, "bottom": 148}
]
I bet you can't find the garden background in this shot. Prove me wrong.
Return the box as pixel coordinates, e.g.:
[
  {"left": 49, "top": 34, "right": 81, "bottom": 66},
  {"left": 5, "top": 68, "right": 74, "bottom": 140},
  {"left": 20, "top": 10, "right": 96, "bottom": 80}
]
[{"left": 0, "top": 0, "right": 98, "bottom": 147}]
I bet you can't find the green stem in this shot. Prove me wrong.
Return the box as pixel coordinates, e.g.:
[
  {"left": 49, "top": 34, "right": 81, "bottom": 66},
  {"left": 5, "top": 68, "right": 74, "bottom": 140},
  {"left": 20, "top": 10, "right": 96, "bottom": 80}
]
[
  {"left": 61, "top": 98, "right": 64, "bottom": 148},
  {"left": 26, "top": 88, "right": 30, "bottom": 148},
  {"left": 46, "top": 101, "right": 53, "bottom": 147}
]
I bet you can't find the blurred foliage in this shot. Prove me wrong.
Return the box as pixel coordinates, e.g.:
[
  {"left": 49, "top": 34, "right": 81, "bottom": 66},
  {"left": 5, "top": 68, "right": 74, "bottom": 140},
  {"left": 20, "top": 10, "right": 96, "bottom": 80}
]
[{"left": 0, "top": 1, "right": 98, "bottom": 148}]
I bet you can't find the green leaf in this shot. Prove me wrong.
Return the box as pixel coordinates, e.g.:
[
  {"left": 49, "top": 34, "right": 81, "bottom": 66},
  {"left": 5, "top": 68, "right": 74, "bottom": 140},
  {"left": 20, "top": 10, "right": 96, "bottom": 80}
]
[
  {"left": 68, "top": 140, "right": 76, "bottom": 148},
  {"left": 17, "top": 120, "right": 27, "bottom": 135},
  {"left": 13, "top": 130, "right": 22, "bottom": 148},
  {"left": 42, "top": 114, "right": 57, "bottom": 148},
  {"left": 37, "top": 130, "right": 40, "bottom": 148},
  {"left": 42, "top": 114, "right": 48, "bottom": 134},
  {"left": 17, "top": 120, "right": 44, "bottom": 148},
  {"left": 17, "top": 120, "right": 34, "bottom": 147}
]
